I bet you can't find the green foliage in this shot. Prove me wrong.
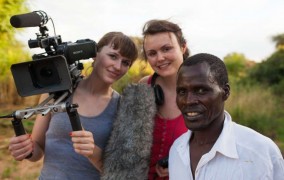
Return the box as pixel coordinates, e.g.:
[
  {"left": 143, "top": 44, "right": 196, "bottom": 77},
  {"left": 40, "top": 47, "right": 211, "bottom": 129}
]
[
  {"left": 248, "top": 49, "right": 284, "bottom": 96},
  {"left": 112, "top": 59, "right": 154, "bottom": 93},
  {"left": 0, "top": 0, "right": 27, "bottom": 33},
  {"left": 225, "top": 49, "right": 284, "bottom": 150},
  {"left": 1, "top": 166, "right": 12, "bottom": 179},
  {"left": 223, "top": 52, "right": 254, "bottom": 83},
  {"left": 130, "top": 36, "right": 144, "bottom": 59},
  {"left": 272, "top": 78, "right": 284, "bottom": 97},
  {"left": 272, "top": 33, "right": 284, "bottom": 49},
  {"left": 0, "top": 0, "right": 30, "bottom": 52},
  {"left": 0, "top": 1, "right": 30, "bottom": 104},
  {"left": 226, "top": 83, "right": 283, "bottom": 140},
  {"left": 224, "top": 53, "right": 246, "bottom": 76}
]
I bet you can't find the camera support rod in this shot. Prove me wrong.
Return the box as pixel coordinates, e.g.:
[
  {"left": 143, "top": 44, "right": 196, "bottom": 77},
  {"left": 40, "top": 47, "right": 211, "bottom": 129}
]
[
  {"left": 0, "top": 91, "right": 82, "bottom": 137},
  {"left": 14, "top": 92, "right": 68, "bottom": 120},
  {"left": 13, "top": 92, "right": 82, "bottom": 131},
  {"left": 0, "top": 92, "right": 81, "bottom": 159}
]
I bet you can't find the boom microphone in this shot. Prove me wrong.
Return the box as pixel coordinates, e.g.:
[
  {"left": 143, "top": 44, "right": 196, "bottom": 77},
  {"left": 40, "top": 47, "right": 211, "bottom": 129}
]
[{"left": 10, "top": 10, "right": 49, "bottom": 28}]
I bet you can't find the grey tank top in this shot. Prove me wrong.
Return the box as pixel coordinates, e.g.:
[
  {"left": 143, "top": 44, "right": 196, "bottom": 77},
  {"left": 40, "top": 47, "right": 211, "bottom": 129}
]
[{"left": 39, "top": 91, "right": 120, "bottom": 180}]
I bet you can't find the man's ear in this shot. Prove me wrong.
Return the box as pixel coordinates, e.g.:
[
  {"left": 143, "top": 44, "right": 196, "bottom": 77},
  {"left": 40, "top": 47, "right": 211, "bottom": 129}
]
[{"left": 222, "top": 83, "right": 230, "bottom": 101}]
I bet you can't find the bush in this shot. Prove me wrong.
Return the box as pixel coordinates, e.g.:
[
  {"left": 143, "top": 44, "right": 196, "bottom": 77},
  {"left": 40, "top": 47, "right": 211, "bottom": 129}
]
[{"left": 226, "top": 83, "right": 283, "bottom": 140}]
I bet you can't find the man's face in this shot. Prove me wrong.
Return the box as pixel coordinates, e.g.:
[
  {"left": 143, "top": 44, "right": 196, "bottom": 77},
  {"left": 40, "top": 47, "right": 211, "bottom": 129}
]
[{"left": 176, "top": 62, "right": 226, "bottom": 131}]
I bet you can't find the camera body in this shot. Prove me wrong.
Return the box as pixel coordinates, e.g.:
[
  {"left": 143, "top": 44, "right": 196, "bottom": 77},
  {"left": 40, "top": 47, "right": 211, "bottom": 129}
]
[
  {"left": 3, "top": 10, "right": 88, "bottom": 143},
  {"left": 28, "top": 33, "right": 96, "bottom": 65},
  {"left": 10, "top": 12, "right": 97, "bottom": 97},
  {"left": 157, "top": 156, "right": 169, "bottom": 168}
]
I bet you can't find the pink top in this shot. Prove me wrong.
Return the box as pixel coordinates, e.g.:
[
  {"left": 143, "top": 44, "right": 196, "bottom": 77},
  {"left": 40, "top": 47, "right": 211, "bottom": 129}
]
[{"left": 147, "top": 75, "right": 188, "bottom": 180}]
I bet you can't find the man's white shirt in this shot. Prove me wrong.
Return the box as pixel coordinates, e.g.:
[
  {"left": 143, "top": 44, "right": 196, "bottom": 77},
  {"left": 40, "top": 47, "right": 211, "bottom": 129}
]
[{"left": 169, "top": 111, "right": 284, "bottom": 180}]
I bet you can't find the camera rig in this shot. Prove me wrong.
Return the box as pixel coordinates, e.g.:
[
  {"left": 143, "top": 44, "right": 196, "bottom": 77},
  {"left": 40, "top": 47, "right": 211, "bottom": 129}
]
[{"left": 0, "top": 10, "right": 97, "bottom": 158}]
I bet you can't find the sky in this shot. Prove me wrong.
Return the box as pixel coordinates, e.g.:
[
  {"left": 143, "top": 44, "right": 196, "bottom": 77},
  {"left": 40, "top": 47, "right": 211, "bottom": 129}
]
[{"left": 14, "top": 0, "right": 284, "bottom": 62}]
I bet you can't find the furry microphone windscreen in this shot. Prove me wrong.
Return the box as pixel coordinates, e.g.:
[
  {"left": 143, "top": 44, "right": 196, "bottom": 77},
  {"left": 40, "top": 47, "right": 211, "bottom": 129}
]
[{"left": 101, "top": 83, "right": 157, "bottom": 180}]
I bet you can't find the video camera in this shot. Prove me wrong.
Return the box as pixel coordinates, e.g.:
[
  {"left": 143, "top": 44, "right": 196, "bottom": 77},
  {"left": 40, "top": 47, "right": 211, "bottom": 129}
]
[
  {"left": 0, "top": 11, "right": 96, "bottom": 158},
  {"left": 10, "top": 10, "right": 97, "bottom": 97}
]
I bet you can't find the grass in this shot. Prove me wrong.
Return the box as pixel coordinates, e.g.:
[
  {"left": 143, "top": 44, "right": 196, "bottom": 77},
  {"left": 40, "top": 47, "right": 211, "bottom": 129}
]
[
  {"left": 1, "top": 161, "right": 17, "bottom": 179},
  {"left": 226, "top": 83, "right": 284, "bottom": 154},
  {"left": 0, "top": 106, "right": 40, "bottom": 180}
]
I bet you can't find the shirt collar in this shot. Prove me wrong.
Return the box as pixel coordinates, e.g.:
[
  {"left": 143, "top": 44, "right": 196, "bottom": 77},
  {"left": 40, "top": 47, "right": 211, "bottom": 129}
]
[
  {"left": 211, "top": 111, "right": 239, "bottom": 159},
  {"left": 180, "top": 111, "right": 239, "bottom": 163}
]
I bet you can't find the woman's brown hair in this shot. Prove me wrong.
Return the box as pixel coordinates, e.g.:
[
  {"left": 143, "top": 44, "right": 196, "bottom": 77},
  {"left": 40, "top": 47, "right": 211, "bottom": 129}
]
[
  {"left": 142, "top": 19, "right": 190, "bottom": 60},
  {"left": 97, "top": 32, "right": 138, "bottom": 64}
]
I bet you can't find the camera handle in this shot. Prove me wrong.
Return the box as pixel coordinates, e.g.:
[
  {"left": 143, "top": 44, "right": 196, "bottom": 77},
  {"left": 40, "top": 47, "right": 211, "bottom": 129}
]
[
  {"left": 0, "top": 113, "right": 33, "bottom": 159},
  {"left": 11, "top": 113, "right": 33, "bottom": 159},
  {"left": 66, "top": 103, "right": 82, "bottom": 131},
  {"left": 53, "top": 91, "right": 83, "bottom": 131}
]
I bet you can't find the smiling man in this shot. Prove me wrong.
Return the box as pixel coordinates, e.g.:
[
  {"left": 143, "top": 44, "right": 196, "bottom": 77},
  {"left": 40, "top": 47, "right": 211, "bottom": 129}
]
[{"left": 169, "top": 53, "right": 284, "bottom": 180}]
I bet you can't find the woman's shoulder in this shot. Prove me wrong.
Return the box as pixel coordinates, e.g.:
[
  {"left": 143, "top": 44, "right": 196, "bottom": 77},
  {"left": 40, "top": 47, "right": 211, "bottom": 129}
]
[
  {"left": 139, "top": 75, "right": 152, "bottom": 84},
  {"left": 111, "top": 90, "right": 121, "bottom": 101}
]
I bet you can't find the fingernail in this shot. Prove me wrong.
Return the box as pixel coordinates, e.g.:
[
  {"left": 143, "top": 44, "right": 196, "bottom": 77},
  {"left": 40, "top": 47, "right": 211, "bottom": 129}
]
[{"left": 69, "top": 132, "right": 72, "bottom": 136}]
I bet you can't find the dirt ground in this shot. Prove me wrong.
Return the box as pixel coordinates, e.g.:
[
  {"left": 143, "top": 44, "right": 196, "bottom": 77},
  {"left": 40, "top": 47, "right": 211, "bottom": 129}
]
[
  {"left": 0, "top": 134, "right": 43, "bottom": 180},
  {"left": 0, "top": 104, "right": 43, "bottom": 179}
]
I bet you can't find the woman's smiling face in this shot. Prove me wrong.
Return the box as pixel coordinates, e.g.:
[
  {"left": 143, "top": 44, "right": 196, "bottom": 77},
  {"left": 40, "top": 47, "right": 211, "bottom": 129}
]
[{"left": 143, "top": 32, "right": 184, "bottom": 77}]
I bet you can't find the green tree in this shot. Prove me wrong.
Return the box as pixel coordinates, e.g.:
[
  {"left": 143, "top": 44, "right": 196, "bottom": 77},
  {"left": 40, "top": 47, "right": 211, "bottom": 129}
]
[
  {"left": 249, "top": 49, "right": 284, "bottom": 96},
  {"left": 223, "top": 52, "right": 254, "bottom": 83},
  {"left": 248, "top": 33, "right": 284, "bottom": 91},
  {"left": 272, "top": 33, "right": 284, "bottom": 50},
  {"left": 130, "top": 36, "right": 144, "bottom": 60},
  {"left": 0, "top": 0, "right": 30, "bottom": 104}
]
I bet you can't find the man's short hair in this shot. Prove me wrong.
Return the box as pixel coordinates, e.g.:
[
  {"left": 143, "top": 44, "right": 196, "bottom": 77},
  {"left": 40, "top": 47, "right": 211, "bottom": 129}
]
[{"left": 179, "top": 53, "right": 229, "bottom": 86}]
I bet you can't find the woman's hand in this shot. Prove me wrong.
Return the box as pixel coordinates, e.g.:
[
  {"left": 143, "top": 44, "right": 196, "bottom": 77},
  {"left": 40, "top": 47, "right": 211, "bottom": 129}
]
[
  {"left": 70, "top": 130, "right": 95, "bottom": 158},
  {"left": 70, "top": 130, "right": 103, "bottom": 172},
  {"left": 8, "top": 134, "right": 33, "bottom": 161},
  {"left": 155, "top": 163, "right": 169, "bottom": 177}
]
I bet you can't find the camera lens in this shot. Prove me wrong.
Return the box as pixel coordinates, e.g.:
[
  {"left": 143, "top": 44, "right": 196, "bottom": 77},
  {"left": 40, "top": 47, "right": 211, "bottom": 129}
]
[
  {"left": 11, "top": 55, "right": 72, "bottom": 97},
  {"left": 40, "top": 67, "right": 53, "bottom": 78},
  {"left": 28, "top": 60, "right": 61, "bottom": 88}
]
